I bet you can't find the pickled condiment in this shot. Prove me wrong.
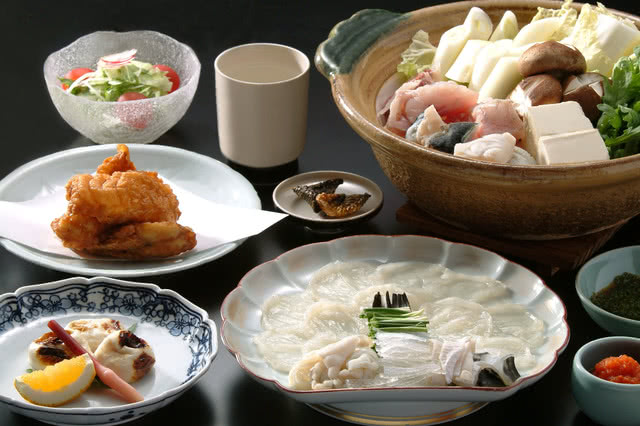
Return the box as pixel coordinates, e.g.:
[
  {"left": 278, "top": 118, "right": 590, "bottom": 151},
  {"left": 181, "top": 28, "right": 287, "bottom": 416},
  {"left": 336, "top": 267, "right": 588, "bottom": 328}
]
[
  {"left": 592, "top": 354, "right": 640, "bottom": 384},
  {"left": 590, "top": 272, "right": 640, "bottom": 321}
]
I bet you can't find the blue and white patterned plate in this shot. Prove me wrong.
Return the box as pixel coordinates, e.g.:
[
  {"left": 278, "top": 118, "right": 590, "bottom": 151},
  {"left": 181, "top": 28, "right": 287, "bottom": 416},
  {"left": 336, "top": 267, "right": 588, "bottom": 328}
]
[{"left": 0, "top": 277, "right": 217, "bottom": 426}]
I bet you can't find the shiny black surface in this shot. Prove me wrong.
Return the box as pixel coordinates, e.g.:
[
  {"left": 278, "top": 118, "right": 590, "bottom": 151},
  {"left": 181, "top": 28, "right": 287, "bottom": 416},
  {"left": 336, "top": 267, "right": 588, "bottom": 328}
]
[{"left": 2, "top": 1, "right": 640, "bottom": 425}]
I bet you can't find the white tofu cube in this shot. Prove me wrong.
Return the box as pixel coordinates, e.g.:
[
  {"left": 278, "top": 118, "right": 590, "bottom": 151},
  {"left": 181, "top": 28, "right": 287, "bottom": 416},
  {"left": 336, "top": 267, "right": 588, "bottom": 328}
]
[
  {"left": 538, "top": 129, "right": 610, "bottom": 165},
  {"left": 524, "top": 101, "right": 594, "bottom": 161}
]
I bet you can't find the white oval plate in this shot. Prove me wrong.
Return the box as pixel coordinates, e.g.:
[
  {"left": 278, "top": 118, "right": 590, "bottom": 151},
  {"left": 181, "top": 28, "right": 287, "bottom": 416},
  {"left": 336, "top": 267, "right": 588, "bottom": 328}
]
[
  {"left": 272, "top": 170, "right": 383, "bottom": 229},
  {"left": 0, "top": 144, "right": 260, "bottom": 277},
  {"left": 221, "top": 235, "right": 570, "bottom": 425},
  {"left": 0, "top": 276, "right": 217, "bottom": 426}
]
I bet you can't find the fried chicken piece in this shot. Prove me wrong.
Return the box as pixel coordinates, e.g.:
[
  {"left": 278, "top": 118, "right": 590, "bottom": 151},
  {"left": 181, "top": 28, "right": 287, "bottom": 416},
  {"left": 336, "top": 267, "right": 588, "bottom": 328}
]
[
  {"left": 51, "top": 144, "right": 196, "bottom": 259},
  {"left": 64, "top": 171, "right": 180, "bottom": 224},
  {"left": 77, "top": 222, "right": 196, "bottom": 259},
  {"left": 96, "top": 144, "right": 137, "bottom": 174}
]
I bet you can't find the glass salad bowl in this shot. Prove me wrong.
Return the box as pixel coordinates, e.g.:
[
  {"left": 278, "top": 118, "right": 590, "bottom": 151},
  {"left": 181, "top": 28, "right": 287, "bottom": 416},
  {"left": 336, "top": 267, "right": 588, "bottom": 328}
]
[
  {"left": 314, "top": 0, "right": 640, "bottom": 240},
  {"left": 44, "top": 30, "right": 201, "bottom": 144}
]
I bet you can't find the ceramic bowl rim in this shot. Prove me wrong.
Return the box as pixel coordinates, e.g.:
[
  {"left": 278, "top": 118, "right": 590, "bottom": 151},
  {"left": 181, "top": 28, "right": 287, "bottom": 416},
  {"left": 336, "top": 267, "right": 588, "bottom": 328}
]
[
  {"left": 43, "top": 29, "right": 201, "bottom": 105},
  {"left": 575, "top": 246, "right": 640, "bottom": 328},
  {"left": 573, "top": 336, "right": 640, "bottom": 390}
]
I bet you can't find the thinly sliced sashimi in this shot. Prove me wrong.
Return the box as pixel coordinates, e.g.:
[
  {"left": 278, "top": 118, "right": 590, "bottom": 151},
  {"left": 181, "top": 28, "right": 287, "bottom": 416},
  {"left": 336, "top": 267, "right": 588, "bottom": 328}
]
[
  {"left": 471, "top": 99, "right": 525, "bottom": 143},
  {"left": 475, "top": 336, "right": 537, "bottom": 374},
  {"left": 372, "top": 261, "right": 446, "bottom": 287},
  {"left": 309, "top": 261, "right": 377, "bottom": 302},
  {"left": 386, "top": 81, "right": 479, "bottom": 136},
  {"left": 254, "top": 329, "right": 307, "bottom": 373},
  {"left": 432, "top": 269, "right": 510, "bottom": 304},
  {"left": 422, "top": 297, "right": 493, "bottom": 338},
  {"left": 303, "top": 301, "right": 367, "bottom": 336},
  {"left": 260, "top": 290, "right": 315, "bottom": 330},
  {"left": 486, "top": 303, "right": 546, "bottom": 347}
]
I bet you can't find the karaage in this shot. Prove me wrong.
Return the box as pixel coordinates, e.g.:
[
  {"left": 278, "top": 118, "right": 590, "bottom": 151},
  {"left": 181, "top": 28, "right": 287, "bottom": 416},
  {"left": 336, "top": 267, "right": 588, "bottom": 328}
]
[{"left": 51, "top": 144, "right": 197, "bottom": 259}]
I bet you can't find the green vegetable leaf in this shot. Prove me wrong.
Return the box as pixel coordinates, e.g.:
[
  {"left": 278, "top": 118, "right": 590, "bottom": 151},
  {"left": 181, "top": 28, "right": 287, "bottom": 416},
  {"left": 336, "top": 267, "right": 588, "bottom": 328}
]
[{"left": 397, "top": 30, "right": 436, "bottom": 80}]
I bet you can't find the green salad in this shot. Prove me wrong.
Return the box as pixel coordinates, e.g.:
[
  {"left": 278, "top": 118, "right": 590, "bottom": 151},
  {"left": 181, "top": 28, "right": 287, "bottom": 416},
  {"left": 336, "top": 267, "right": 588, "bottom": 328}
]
[{"left": 60, "top": 49, "right": 173, "bottom": 102}]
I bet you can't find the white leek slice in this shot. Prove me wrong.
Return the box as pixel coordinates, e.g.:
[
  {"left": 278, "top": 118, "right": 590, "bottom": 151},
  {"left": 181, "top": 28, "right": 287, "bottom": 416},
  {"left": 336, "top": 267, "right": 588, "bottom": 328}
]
[
  {"left": 433, "top": 7, "right": 492, "bottom": 76},
  {"left": 445, "top": 39, "right": 490, "bottom": 83},
  {"left": 469, "top": 39, "right": 513, "bottom": 91},
  {"left": 512, "top": 17, "right": 562, "bottom": 47},
  {"left": 478, "top": 56, "right": 522, "bottom": 101},
  {"left": 489, "top": 11, "right": 519, "bottom": 41}
]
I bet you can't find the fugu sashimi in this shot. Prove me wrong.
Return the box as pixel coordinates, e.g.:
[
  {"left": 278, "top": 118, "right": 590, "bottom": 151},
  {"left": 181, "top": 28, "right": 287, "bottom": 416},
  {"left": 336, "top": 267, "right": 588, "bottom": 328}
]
[
  {"left": 475, "top": 336, "right": 537, "bottom": 373},
  {"left": 433, "top": 269, "right": 510, "bottom": 303},
  {"left": 260, "top": 290, "right": 315, "bottom": 330},
  {"left": 309, "top": 261, "right": 378, "bottom": 302},
  {"left": 254, "top": 329, "right": 307, "bottom": 373},
  {"left": 303, "top": 301, "right": 367, "bottom": 337},
  {"left": 373, "top": 261, "right": 446, "bottom": 287},
  {"left": 487, "top": 303, "right": 546, "bottom": 347},
  {"left": 424, "top": 297, "right": 493, "bottom": 337},
  {"left": 471, "top": 99, "right": 525, "bottom": 143},
  {"left": 386, "top": 81, "right": 479, "bottom": 136}
]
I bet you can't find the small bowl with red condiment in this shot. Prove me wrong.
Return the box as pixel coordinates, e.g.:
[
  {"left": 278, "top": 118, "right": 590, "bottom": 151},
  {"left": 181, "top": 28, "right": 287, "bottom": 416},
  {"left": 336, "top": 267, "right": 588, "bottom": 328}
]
[
  {"left": 576, "top": 246, "right": 640, "bottom": 338},
  {"left": 572, "top": 336, "right": 640, "bottom": 426},
  {"left": 44, "top": 30, "right": 201, "bottom": 144}
]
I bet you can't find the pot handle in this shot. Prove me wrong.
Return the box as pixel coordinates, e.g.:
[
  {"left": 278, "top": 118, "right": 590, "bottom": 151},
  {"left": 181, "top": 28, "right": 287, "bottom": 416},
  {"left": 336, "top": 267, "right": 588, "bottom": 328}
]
[{"left": 314, "top": 9, "right": 407, "bottom": 78}]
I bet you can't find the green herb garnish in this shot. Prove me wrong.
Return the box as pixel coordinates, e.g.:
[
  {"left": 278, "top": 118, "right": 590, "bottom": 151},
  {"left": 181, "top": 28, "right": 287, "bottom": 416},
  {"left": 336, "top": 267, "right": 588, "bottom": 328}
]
[
  {"left": 360, "top": 307, "right": 429, "bottom": 338},
  {"left": 597, "top": 46, "right": 640, "bottom": 158},
  {"left": 128, "top": 322, "right": 138, "bottom": 333}
]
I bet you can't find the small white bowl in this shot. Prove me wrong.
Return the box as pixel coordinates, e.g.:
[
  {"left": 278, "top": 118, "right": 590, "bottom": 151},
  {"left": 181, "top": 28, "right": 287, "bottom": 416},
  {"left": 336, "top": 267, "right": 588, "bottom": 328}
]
[
  {"left": 0, "top": 276, "right": 217, "bottom": 426},
  {"left": 43, "top": 30, "right": 201, "bottom": 144}
]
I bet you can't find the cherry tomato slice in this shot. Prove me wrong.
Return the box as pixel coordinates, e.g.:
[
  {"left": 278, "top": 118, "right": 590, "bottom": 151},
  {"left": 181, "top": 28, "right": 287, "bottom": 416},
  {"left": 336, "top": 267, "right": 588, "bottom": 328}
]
[
  {"left": 117, "top": 92, "right": 147, "bottom": 102},
  {"left": 62, "top": 67, "right": 93, "bottom": 89},
  {"left": 154, "top": 64, "right": 180, "bottom": 93},
  {"left": 115, "top": 92, "right": 151, "bottom": 129}
]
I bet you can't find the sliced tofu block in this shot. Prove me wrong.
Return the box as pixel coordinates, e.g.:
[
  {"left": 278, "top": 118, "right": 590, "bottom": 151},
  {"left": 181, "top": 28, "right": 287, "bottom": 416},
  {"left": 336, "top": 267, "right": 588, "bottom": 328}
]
[
  {"left": 524, "top": 101, "right": 594, "bottom": 160},
  {"left": 538, "top": 129, "right": 609, "bottom": 164}
]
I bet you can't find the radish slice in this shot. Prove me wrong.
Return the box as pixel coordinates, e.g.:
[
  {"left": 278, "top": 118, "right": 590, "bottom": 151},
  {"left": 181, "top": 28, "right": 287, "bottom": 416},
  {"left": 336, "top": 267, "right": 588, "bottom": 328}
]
[
  {"left": 48, "top": 319, "right": 144, "bottom": 404},
  {"left": 100, "top": 49, "right": 137, "bottom": 65}
]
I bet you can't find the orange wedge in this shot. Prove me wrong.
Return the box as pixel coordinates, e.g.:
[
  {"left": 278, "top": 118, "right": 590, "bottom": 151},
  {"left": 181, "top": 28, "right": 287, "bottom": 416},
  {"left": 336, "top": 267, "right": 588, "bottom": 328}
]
[{"left": 14, "top": 353, "right": 96, "bottom": 407}]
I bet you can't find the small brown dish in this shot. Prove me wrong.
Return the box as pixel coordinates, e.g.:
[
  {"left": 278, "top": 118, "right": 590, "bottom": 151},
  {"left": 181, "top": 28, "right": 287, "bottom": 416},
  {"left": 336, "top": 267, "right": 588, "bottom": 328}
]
[{"left": 272, "top": 170, "right": 383, "bottom": 231}]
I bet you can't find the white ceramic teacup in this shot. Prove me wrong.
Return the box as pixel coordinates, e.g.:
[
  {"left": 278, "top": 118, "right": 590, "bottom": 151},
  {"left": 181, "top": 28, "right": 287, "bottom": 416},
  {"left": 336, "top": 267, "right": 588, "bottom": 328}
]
[{"left": 215, "top": 43, "right": 310, "bottom": 168}]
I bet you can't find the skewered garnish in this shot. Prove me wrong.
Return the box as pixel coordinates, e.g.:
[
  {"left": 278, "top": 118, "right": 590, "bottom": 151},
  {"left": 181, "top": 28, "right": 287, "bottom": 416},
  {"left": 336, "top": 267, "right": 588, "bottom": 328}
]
[
  {"left": 48, "top": 320, "right": 144, "bottom": 404},
  {"left": 292, "top": 178, "right": 343, "bottom": 212},
  {"left": 315, "top": 192, "right": 371, "bottom": 218},
  {"left": 292, "top": 178, "right": 371, "bottom": 218},
  {"left": 14, "top": 353, "right": 96, "bottom": 407}
]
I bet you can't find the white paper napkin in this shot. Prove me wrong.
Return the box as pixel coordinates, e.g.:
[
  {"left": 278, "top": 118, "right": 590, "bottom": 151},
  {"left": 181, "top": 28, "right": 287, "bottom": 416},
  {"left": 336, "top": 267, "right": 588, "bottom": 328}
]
[{"left": 0, "top": 178, "right": 286, "bottom": 258}]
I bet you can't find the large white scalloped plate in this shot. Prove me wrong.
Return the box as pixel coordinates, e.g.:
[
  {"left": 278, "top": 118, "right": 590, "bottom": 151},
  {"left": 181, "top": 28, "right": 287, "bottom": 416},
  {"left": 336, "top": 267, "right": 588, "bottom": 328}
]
[
  {"left": 0, "top": 144, "right": 260, "bottom": 277},
  {"left": 221, "top": 235, "right": 570, "bottom": 425},
  {"left": 0, "top": 276, "right": 217, "bottom": 426}
]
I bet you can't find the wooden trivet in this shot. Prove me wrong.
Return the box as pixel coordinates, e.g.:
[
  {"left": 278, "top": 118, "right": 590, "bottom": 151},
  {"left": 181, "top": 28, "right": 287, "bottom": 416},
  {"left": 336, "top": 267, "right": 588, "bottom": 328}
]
[{"left": 396, "top": 202, "right": 626, "bottom": 276}]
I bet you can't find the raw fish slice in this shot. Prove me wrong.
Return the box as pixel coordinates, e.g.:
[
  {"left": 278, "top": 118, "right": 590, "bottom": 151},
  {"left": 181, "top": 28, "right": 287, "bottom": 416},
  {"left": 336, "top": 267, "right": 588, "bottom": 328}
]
[
  {"left": 486, "top": 303, "right": 545, "bottom": 347},
  {"left": 433, "top": 270, "right": 510, "bottom": 304},
  {"left": 260, "top": 291, "right": 315, "bottom": 330},
  {"left": 253, "top": 329, "right": 307, "bottom": 373},
  {"left": 475, "top": 336, "right": 537, "bottom": 373},
  {"left": 372, "top": 261, "right": 445, "bottom": 288},
  {"left": 378, "top": 70, "right": 437, "bottom": 126},
  {"left": 386, "top": 81, "right": 479, "bottom": 136},
  {"left": 423, "top": 297, "right": 493, "bottom": 338},
  {"left": 309, "top": 261, "right": 378, "bottom": 302},
  {"left": 417, "top": 105, "right": 447, "bottom": 145},
  {"left": 471, "top": 99, "right": 525, "bottom": 143},
  {"left": 302, "top": 301, "right": 367, "bottom": 337}
]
